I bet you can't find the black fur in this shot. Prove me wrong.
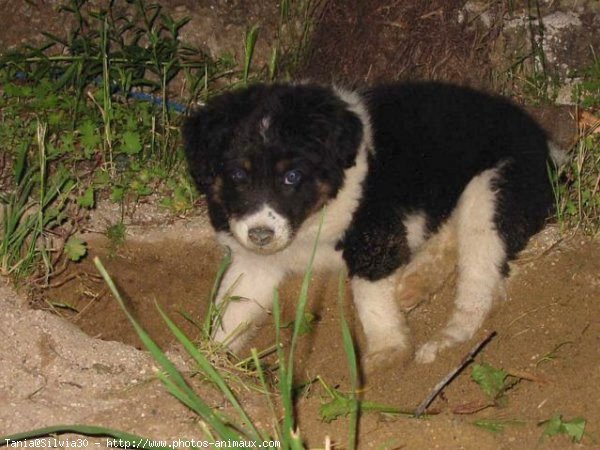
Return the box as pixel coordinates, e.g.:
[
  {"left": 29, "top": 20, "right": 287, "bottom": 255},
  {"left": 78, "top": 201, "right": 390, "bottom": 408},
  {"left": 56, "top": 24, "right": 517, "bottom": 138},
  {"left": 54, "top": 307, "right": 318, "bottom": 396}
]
[{"left": 340, "top": 83, "right": 552, "bottom": 279}]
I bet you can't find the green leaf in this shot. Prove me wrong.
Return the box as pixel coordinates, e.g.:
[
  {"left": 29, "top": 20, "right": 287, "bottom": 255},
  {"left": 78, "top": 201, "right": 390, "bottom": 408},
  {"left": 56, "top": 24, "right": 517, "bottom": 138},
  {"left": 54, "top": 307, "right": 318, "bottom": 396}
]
[
  {"left": 131, "top": 179, "right": 152, "bottom": 196},
  {"left": 471, "top": 363, "right": 508, "bottom": 399},
  {"left": 474, "top": 419, "right": 507, "bottom": 433},
  {"left": 5, "top": 83, "right": 33, "bottom": 97},
  {"left": 120, "top": 130, "right": 142, "bottom": 154},
  {"left": 110, "top": 186, "right": 125, "bottom": 202},
  {"left": 94, "top": 169, "right": 110, "bottom": 187},
  {"left": 563, "top": 418, "right": 586, "bottom": 442},
  {"left": 320, "top": 391, "right": 355, "bottom": 423},
  {"left": 60, "top": 134, "right": 76, "bottom": 154},
  {"left": 319, "top": 387, "right": 409, "bottom": 423},
  {"left": 79, "top": 120, "right": 101, "bottom": 154},
  {"left": 282, "top": 312, "right": 316, "bottom": 335},
  {"left": 106, "top": 222, "right": 126, "bottom": 247},
  {"left": 64, "top": 237, "right": 87, "bottom": 262},
  {"left": 48, "top": 111, "right": 64, "bottom": 126},
  {"left": 541, "top": 414, "right": 586, "bottom": 443},
  {"left": 77, "top": 187, "right": 95, "bottom": 209},
  {"left": 13, "top": 142, "right": 28, "bottom": 184}
]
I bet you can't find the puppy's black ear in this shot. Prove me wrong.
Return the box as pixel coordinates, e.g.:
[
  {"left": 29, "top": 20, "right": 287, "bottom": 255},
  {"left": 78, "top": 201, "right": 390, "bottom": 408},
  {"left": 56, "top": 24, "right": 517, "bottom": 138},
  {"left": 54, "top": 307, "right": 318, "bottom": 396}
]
[
  {"left": 275, "top": 85, "right": 364, "bottom": 170},
  {"left": 182, "top": 86, "right": 264, "bottom": 190},
  {"left": 300, "top": 87, "right": 365, "bottom": 169},
  {"left": 330, "top": 106, "right": 364, "bottom": 169}
]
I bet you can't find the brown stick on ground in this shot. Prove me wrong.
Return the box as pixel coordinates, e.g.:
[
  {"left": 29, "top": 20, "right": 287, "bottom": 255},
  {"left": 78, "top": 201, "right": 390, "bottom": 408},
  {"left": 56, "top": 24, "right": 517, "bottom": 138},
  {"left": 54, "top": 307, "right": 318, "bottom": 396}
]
[{"left": 414, "top": 331, "right": 497, "bottom": 418}]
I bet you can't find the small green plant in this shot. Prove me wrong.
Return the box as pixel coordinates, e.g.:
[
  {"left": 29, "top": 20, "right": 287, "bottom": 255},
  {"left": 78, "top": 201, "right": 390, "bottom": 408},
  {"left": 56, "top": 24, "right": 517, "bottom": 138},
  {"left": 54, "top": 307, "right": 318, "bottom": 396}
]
[
  {"left": 535, "top": 341, "right": 574, "bottom": 367},
  {"left": 572, "top": 56, "right": 600, "bottom": 108},
  {"left": 0, "top": 0, "right": 214, "bottom": 103},
  {"left": 317, "top": 377, "right": 412, "bottom": 424},
  {"left": 550, "top": 56, "right": 600, "bottom": 234},
  {"left": 64, "top": 236, "right": 88, "bottom": 262},
  {"left": 270, "top": 209, "right": 325, "bottom": 447},
  {"left": 0, "top": 121, "right": 77, "bottom": 282},
  {"left": 0, "top": 1, "right": 200, "bottom": 280},
  {"left": 282, "top": 311, "right": 317, "bottom": 336},
  {"left": 106, "top": 221, "right": 127, "bottom": 252},
  {"left": 540, "top": 414, "right": 586, "bottom": 443},
  {"left": 0, "top": 0, "right": 316, "bottom": 284},
  {"left": 471, "top": 362, "right": 520, "bottom": 405},
  {"left": 549, "top": 132, "right": 600, "bottom": 234},
  {"left": 497, "top": 0, "right": 558, "bottom": 103}
]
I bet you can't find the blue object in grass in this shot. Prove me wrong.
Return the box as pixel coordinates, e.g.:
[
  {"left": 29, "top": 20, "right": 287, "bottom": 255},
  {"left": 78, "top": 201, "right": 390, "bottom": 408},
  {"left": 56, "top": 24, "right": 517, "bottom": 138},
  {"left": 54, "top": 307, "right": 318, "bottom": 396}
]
[{"left": 14, "top": 71, "right": 188, "bottom": 113}]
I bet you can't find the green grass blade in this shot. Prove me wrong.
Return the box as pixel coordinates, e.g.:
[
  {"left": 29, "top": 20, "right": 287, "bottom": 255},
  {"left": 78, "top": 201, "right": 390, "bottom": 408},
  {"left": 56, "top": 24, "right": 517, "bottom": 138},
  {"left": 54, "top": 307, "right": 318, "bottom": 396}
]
[
  {"left": 204, "top": 250, "right": 232, "bottom": 336},
  {"left": 272, "top": 208, "right": 325, "bottom": 448},
  {"left": 154, "top": 300, "right": 263, "bottom": 440},
  {"left": 272, "top": 290, "right": 296, "bottom": 448},
  {"left": 93, "top": 257, "right": 242, "bottom": 440},
  {"left": 1, "top": 424, "right": 177, "bottom": 450},
  {"left": 287, "top": 208, "right": 325, "bottom": 382},
  {"left": 250, "top": 348, "right": 281, "bottom": 439},
  {"left": 243, "top": 24, "right": 260, "bottom": 84},
  {"left": 338, "top": 270, "right": 359, "bottom": 450}
]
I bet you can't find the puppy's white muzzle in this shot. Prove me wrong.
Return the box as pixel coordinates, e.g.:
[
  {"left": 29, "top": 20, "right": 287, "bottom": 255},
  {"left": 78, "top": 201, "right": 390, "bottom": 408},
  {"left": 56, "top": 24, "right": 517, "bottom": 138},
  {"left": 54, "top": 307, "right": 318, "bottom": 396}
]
[{"left": 230, "top": 205, "right": 293, "bottom": 254}]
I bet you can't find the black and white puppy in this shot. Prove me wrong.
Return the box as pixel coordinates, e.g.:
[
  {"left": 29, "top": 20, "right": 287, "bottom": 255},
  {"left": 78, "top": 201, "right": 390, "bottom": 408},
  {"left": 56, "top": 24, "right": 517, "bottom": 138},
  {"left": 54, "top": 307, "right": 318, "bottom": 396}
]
[{"left": 183, "top": 82, "right": 553, "bottom": 368}]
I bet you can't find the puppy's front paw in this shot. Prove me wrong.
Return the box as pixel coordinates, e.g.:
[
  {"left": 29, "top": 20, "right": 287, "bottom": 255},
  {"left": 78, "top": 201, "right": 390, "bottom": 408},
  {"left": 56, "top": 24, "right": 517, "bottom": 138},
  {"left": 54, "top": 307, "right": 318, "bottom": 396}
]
[
  {"left": 415, "top": 338, "right": 452, "bottom": 364},
  {"left": 363, "top": 343, "right": 413, "bottom": 375}
]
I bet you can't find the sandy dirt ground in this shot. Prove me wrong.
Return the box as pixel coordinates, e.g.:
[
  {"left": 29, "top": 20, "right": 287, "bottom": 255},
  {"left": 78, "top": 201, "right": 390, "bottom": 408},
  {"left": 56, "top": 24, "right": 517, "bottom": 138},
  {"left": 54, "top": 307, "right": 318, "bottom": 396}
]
[{"left": 1, "top": 211, "right": 595, "bottom": 448}]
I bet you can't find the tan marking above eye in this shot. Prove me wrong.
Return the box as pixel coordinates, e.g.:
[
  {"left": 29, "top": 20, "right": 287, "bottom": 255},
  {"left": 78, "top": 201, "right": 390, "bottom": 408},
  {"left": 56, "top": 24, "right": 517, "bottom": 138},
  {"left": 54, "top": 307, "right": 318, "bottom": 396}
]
[
  {"left": 309, "top": 180, "right": 334, "bottom": 213},
  {"left": 275, "top": 159, "right": 292, "bottom": 173},
  {"left": 317, "top": 180, "right": 333, "bottom": 196},
  {"left": 242, "top": 159, "right": 252, "bottom": 171}
]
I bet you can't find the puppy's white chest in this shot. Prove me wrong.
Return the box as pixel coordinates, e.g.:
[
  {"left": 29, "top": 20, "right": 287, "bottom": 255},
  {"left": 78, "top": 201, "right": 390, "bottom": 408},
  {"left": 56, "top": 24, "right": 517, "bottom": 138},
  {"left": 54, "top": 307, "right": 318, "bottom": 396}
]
[{"left": 217, "top": 231, "right": 344, "bottom": 275}]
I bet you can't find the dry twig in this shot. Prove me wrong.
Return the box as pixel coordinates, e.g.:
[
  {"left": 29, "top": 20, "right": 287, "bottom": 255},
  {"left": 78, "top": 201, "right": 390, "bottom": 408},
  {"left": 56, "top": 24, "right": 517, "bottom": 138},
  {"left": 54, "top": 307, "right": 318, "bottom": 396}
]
[{"left": 414, "top": 331, "right": 497, "bottom": 417}]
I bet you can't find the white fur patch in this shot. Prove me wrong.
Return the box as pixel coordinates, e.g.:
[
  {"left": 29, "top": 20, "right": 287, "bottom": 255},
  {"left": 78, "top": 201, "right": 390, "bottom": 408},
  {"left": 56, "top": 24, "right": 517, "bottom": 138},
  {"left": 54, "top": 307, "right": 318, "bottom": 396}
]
[
  {"left": 334, "top": 87, "right": 374, "bottom": 156},
  {"left": 352, "top": 276, "right": 411, "bottom": 355},
  {"left": 212, "top": 249, "right": 286, "bottom": 351},
  {"left": 403, "top": 211, "right": 428, "bottom": 253},
  {"left": 416, "top": 167, "right": 506, "bottom": 363},
  {"left": 230, "top": 204, "right": 292, "bottom": 254},
  {"left": 259, "top": 116, "right": 271, "bottom": 142},
  {"left": 548, "top": 140, "right": 569, "bottom": 166}
]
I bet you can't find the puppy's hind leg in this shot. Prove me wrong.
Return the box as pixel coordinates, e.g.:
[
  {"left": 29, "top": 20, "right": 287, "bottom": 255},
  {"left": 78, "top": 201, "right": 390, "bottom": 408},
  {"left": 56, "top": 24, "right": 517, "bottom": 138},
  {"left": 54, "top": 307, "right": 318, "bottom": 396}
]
[
  {"left": 395, "top": 220, "right": 458, "bottom": 311},
  {"left": 416, "top": 168, "right": 506, "bottom": 363}
]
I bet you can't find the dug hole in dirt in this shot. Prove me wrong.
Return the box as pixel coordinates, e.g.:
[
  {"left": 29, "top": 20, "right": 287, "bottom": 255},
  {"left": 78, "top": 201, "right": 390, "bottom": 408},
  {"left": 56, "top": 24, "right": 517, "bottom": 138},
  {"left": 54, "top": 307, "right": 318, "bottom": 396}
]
[{"left": 2, "top": 0, "right": 600, "bottom": 448}]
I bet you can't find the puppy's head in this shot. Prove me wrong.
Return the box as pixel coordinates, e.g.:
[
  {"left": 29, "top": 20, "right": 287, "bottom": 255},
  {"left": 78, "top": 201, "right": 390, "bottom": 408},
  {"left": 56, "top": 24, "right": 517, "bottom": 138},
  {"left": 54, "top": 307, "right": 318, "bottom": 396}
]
[{"left": 183, "top": 83, "right": 364, "bottom": 254}]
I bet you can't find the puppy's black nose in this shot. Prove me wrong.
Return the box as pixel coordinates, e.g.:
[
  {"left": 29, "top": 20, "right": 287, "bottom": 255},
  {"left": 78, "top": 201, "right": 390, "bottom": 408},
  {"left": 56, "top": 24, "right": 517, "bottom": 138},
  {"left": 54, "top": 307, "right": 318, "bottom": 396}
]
[{"left": 248, "top": 226, "right": 275, "bottom": 246}]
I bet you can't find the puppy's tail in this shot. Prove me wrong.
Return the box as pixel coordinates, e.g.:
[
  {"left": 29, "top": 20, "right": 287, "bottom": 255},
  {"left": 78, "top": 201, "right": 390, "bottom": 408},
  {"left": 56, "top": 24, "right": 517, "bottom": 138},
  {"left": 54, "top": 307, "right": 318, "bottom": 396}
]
[{"left": 548, "top": 140, "right": 570, "bottom": 166}]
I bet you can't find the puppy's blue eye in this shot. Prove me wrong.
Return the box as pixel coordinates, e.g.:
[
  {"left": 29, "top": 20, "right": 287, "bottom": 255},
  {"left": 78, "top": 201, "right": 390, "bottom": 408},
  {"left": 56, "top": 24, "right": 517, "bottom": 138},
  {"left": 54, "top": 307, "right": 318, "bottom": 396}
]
[
  {"left": 230, "top": 168, "right": 248, "bottom": 182},
  {"left": 283, "top": 169, "right": 302, "bottom": 186}
]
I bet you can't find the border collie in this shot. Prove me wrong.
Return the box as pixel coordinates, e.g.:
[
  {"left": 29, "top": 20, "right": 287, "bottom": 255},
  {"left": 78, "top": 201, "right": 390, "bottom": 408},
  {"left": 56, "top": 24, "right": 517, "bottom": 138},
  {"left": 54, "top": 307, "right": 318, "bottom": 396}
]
[{"left": 183, "top": 82, "right": 554, "bottom": 369}]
